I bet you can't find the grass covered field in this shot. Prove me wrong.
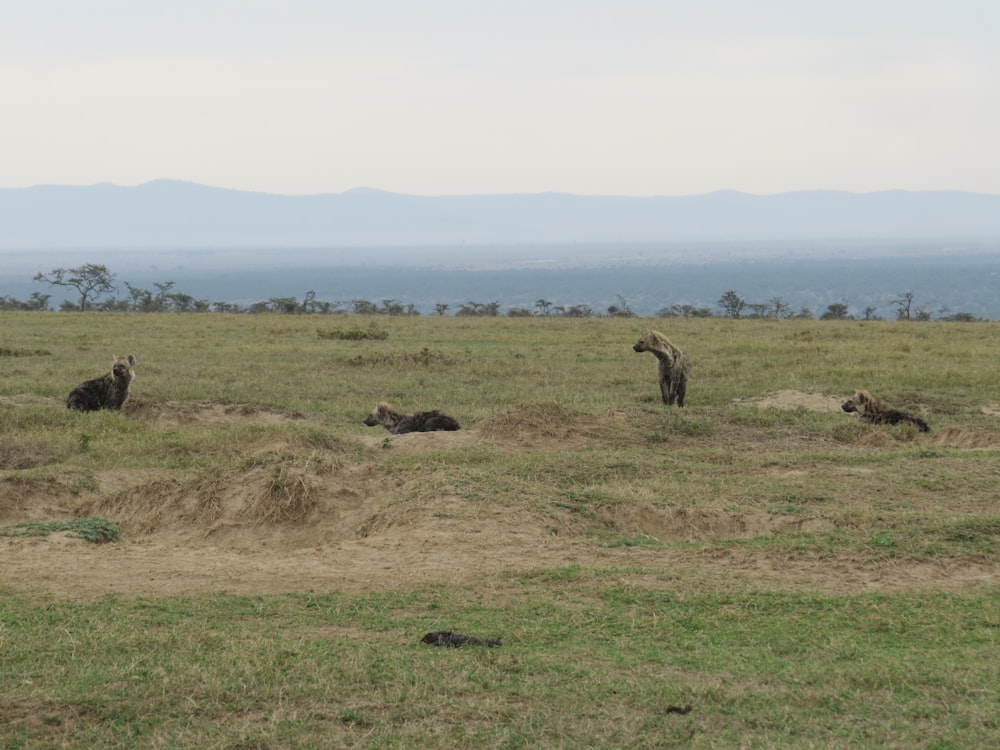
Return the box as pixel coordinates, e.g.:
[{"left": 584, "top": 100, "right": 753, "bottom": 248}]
[{"left": 2, "top": 312, "right": 999, "bottom": 748}]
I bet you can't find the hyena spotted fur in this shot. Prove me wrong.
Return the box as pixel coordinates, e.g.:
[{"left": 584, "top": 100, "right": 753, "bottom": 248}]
[
  {"left": 363, "top": 401, "right": 461, "bottom": 435},
  {"left": 841, "top": 389, "right": 930, "bottom": 433},
  {"left": 633, "top": 330, "right": 689, "bottom": 407},
  {"left": 66, "top": 354, "right": 136, "bottom": 412}
]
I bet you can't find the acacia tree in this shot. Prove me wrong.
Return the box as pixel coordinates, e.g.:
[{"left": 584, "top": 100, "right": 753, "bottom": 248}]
[
  {"left": 33, "top": 263, "right": 117, "bottom": 311},
  {"left": 607, "top": 294, "right": 634, "bottom": 317},
  {"left": 768, "top": 297, "right": 791, "bottom": 319},
  {"left": 819, "top": 302, "right": 853, "bottom": 320},
  {"left": 534, "top": 299, "right": 553, "bottom": 315},
  {"left": 456, "top": 300, "right": 501, "bottom": 316},
  {"left": 657, "top": 304, "right": 712, "bottom": 318},
  {"left": 893, "top": 291, "right": 915, "bottom": 321},
  {"left": 717, "top": 290, "right": 746, "bottom": 319}
]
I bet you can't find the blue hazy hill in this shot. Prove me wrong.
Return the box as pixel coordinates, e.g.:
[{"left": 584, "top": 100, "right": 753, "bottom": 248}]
[{"left": 3, "top": 181, "right": 1000, "bottom": 248}]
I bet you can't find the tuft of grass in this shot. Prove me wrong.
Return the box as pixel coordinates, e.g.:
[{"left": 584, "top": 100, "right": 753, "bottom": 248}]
[
  {"left": 0, "top": 517, "right": 120, "bottom": 543},
  {"left": 317, "top": 323, "right": 389, "bottom": 340},
  {"left": 0, "top": 441, "right": 55, "bottom": 470},
  {"left": 0, "top": 346, "right": 52, "bottom": 357}
]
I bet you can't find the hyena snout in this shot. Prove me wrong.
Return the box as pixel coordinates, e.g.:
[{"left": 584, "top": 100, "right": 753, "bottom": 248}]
[
  {"left": 632, "top": 342, "right": 645, "bottom": 352},
  {"left": 363, "top": 414, "right": 379, "bottom": 427},
  {"left": 841, "top": 396, "right": 864, "bottom": 414}
]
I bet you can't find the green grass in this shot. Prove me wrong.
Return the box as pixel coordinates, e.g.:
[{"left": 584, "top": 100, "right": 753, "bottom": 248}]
[
  {"left": 2, "top": 312, "right": 1000, "bottom": 747},
  {"left": 1, "top": 586, "right": 997, "bottom": 748}
]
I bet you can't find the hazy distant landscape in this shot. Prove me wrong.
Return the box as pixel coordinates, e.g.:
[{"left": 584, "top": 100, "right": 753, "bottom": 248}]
[
  {"left": 2, "top": 181, "right": 1000, "bottom": 318},
  {"left": 5, "top": 181, "right": 1000, "bottom": 248},
  {"left": 5, "top": 246, "right": 1000, "bottom": 319}
]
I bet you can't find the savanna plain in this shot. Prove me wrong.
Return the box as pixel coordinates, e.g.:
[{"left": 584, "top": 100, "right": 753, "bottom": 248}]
[{"left": 1, "top": 312, "right": 999, "bottom": 749}]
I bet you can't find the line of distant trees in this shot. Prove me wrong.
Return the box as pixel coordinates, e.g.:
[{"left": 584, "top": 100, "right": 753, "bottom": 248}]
[{"left": 0, "top": 263, "right": 987, "bottom": 322}]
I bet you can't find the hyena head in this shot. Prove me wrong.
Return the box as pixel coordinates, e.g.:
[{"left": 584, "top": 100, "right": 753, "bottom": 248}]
[
  {"left": 112, "top": 354, "right": 137, "bottom": 384},
  {"left": 841, "top": 389, "right": 876, "bottom": 414},
  {"left": 363, "top": 401, "right": 392, "bottom": 427},
  {"left": 633, "top": 330, "right": 675, "bottom": 362}
]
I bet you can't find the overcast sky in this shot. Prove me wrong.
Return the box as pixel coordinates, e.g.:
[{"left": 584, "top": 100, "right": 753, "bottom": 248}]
[{"left": 3, "top": 1, "right": 998, "bottom": 197}]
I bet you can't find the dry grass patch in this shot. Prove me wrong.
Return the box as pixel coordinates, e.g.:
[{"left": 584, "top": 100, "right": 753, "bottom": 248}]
[
  {"left": 479, "top": 401, "right": 636, "bottom": 447},
  {"left": 0, "top": 441, "right": 54, "bottom": 470},
  {"left": 78, "top": 452, "right": 379, "bottom": 546}
]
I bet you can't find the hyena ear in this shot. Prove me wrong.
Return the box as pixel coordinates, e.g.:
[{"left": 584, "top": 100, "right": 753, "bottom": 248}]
[{"left": 127, "top": 354, "right": 137, "bottom": 366}]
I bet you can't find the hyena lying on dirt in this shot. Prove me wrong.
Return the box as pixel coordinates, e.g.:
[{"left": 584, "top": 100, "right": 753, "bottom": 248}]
[
  {"left": 633, "top": 330, "right": 689, "bottom": 407},
  {"left": 363, "top": 401, "right": 461, "bottom": 434},
  {"left": 66, "top": 354, "right": 137, "bottom": 412},
  {"left": 841, "top": 389, "right": 930, "bottom": 433}
]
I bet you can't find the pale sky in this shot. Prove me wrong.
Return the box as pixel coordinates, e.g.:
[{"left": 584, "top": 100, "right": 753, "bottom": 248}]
[{"left": 3, "top": 0, "right": 998, "bottom": 196}]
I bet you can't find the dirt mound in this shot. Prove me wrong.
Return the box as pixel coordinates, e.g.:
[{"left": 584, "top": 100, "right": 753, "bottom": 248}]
[
  {"left": 357, "top": 402, "right": 636, "bottom": 453},
  {"left": 358, "top": 428, "right": 481, "bottom": 454},
  {"left": 5, "top": 393, "right": 999, "bottom": 602},
  {"left": 748, "top": 390, "right": 845, "bottom": 412},
  {"left": 77, "top": 454, "right": 380, "bottom": 549}
]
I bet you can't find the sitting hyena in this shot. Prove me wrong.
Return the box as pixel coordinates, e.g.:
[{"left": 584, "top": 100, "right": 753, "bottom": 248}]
[
  {"left": 841, "top": 389, "right": 930, "bottom": 433},
  {"left": 363, "top": 401, "right": 461, "bottom": 435},
  {"left": 66, "top": 354, "right": 137, "bottom": 412},
  {"left": 633, "top": 330, "right": 689, "bottom": 407}
]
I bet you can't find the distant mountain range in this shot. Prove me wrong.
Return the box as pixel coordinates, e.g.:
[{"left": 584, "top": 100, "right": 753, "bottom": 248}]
[{"left": 2, "top": 180, "right": 1000, "bottom": 248}]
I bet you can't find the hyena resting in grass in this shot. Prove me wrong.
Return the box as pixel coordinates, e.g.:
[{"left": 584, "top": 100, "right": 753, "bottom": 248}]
[
  {"left": 841, "top": 389, "right": 930, "bottom": 433},
  {"left": 633, "top": 330, "right": 689, "bottom": 407},
  {"left": 363, "top": 401, "right": 461, "bottom": 434},
  {"left": 66, "top": 354, "right": 136, "bottom": 412}
]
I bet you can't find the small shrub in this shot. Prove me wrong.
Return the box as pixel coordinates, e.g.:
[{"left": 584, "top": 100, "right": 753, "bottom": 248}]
[
  {"left": 0, "top": 346, "right": 52, "bottom": 357},
  {"left": 317, "top": 325, "right": 389, "bottom": 341}
]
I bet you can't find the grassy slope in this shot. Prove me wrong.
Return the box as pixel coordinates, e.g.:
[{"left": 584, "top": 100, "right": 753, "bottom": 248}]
[{"left": 1, "top": 312, "right": 999, "bottom": 749}]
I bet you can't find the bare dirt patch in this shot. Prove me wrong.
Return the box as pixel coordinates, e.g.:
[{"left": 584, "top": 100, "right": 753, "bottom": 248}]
[
  {"left": 747, "top": 389, "right": 845, "bottom": 412},
  {"left": 359, "top": 428, "right": 481, "bottom": 454}
]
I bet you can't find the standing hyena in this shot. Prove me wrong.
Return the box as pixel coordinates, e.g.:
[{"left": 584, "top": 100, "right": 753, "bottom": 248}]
[
  {"left": 633, "top": 330, "right": 689, "bottom": 407},
  {"left": 66, "top": 354, "right": 137, "bottom": 412}
]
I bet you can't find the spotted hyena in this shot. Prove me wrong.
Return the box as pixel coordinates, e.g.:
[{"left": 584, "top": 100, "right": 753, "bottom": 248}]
[
  {"left": 841, "top": 389, "right": 930, "bottom": 433},
  {"left": 633, "top": 330, "right": 689, "bottom": 407},
  {"left": 363, "top": 401, "right": 461, "bottom": 435},
  {"left": 66, "top": 354, "right": 136, "bottom": 412}
]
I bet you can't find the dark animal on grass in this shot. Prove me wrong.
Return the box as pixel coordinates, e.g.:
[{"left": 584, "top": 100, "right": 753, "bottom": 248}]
[
  {"left": 841, "top": 389, "right": 930, "bottom": 433},
  {"left": 421, "top": 631, "right": 501, "bottom": 648},
  {"left": 66, "top": 354, "right": 136, "bottom": 412},
  {"left": 633, "top": 329, "right": 689, "bottom": 407},
  {"left": 363, "top": 401, "right": 461, "bottom": 435}
]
